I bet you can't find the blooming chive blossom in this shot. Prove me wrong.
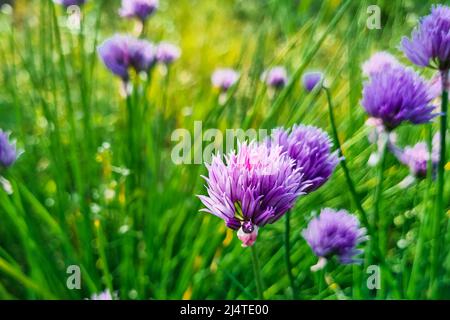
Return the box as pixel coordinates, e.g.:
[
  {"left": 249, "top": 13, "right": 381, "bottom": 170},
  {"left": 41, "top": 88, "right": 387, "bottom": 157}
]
[
  {"left": 119, "top": 0, "right": 159, "bottom": 22},
  {"left": 211, "top": 68, "right": 239, "bottom": 92},
  {"left": 262, "top": 66, "right": 288, "bottom": 89},
  {"left": 198, "top": 141, "right": 310, "bottom": 247},
  {"left": 156, "top": 42, "right": 181, "bottom": 64},
  {"left": 98, "top": 35, "right": 156, "bottom": 81},
  {"left": 362, "top": 51, "right": 401, "bottom": 77},
  {"left": 0, "top": 130, "right": 18, "bottom": 168},
  {"left": 302, "top": 208, "right": 368, "bottom": 270},
  {"left": 302, "top": 71, "right": 323, "bottom": 92},
  {"left": 401, "top": 5, "right": 450, "bottom": 70},
  {"left": 54, "top": 0, "right": 86, "bottom": 7},
  {"left": 268, "top": 125, "right": 339, "bottom": 193},
  {"left": 361, "top": 66, "right": 436, "bottom": 130}
]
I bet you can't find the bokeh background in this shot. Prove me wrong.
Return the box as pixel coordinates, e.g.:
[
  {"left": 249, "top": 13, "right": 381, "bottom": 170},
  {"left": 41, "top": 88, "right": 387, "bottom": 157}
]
[{"left": 0, "top": 0, "right": 448, "bottom": 299}]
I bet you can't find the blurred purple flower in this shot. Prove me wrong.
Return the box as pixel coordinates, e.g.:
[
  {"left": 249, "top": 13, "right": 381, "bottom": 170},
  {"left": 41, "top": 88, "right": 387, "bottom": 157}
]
[
  {"left": 211, "top": 68, "right": 239, "bottom": 92},
  {"left": 361, "top": 65, "right": 436, "bottom": 130},
  {"left": 302, "top": 71, "right": 323, "bottom": 92},
  {"left": 365, "top": 117, "right": 399, "bottom": 167},
  {"left": 90, "top": 290, "right": 118, "bottom": 300},
  {"left": 302, "top": 208, "right": 367, "bottom": 269},
  {"left": 128, "top": 38, "right": 156, "bottom": 71},
  {"left": 428, "top": 73, "right": 450, "bottom": 100},
  {"left": 98, "top": 35, "right": 156, "bottom": 81},
  {"left": 401, "top": 5, "right": 450, "bottom": 70},
  {"left": 119, "top": 0, "right": 158, "bottom": 22},
  {"left": 54, "top": 0, "right": 86, "bottom": 7},
  {"left": 392, "top": 134, "right": 440, "bottom": 179},
  {"left": 268, "top": 125, "right": 339, "bottom": 193},
  {"left": 0, "top": 130, "right": 17, "bottom": 168},
  {"left": 262, "top": 66, "right": 288, "bottom": 89},
  {"left": 198, "top": 141, "right": 310, "bottom": 247},
  {"left": 362, "top": 51, "right": 401, "bottom": 77},
  {"left": 156, "top": 42, "right": 181, "bottom": 65}
]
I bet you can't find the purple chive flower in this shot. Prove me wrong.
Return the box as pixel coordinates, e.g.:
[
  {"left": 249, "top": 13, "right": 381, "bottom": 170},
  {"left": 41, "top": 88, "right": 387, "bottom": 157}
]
[
  {"left": 262, "top": 66, "right": 288, "bottom": 89},
  {"left": 361, "top": 65, "right": 436, "bottom": 130},
  {"left": 302, "top": 208, "right": 368, "bottom": 270},
  {"left": 198, "top": 141, "right": 310, "bottom": 247},
  {"left": 268, "top": 125, "right": 339, "bottom": 193},
  {"left": 98, "top": 35, "right": 156, "bottom": 81},
  {"left": 156, "top": 42, "right": 181, "bottom": 65},
  {"left": 119, "top": 0, "right": 159, "bottom": 22},
  {"left": 0, "top": 130, "right": 18, "bottom": 168},
  {"left": 211, "top": 68, "right": 240, "bottom": 92},
  {"left": 89, "top": 290, "right": 118, "bottom": 300},
  {"left": 401, "top": 5, "right": 450, "bottom": 70},
  {"left": 302, "top": 71, "right": 323, "bottom": 92},
  {"left": 362, "top": 51, "right": 401, "bottom": 77},
  {"left": 54, "top": 0, "right": 86, "bottom": 7}
]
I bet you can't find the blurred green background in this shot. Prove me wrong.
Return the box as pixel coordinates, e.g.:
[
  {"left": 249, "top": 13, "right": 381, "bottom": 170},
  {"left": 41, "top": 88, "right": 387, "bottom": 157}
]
[{"left": 0, "top": 0, "right": 448, "bottom": 299}]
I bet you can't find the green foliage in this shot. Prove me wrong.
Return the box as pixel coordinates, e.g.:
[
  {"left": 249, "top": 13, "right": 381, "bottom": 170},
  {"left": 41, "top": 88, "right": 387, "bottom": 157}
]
[{"left": 0, "top": 0, "right": 448, "bottom": 299}]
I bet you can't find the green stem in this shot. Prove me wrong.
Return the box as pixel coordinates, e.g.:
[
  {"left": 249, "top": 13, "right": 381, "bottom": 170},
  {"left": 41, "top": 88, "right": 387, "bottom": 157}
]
[
  {"left": 324, "top": 88, "right": 371, "bottom": 231},
  {"left": 125, "top": 85, "right": 136, "bottom": 190},
  {"left": 374, "top": 139, "right": 387, "bottom": 248},
  {"left": 407, "top": 125, "right": 434, "bottom": 298},
  {"left": 261, "top": 0, "right": 351, "bottom": 128},
  {"left": 250, "top": 245, "right": 264, "bottom": 300},
  {"left": 284, "top": 211, "right": 298, "bottom": 299},
  {"left": 325, "top": 88, "right": 399, "bottom": 298},
  {"left": 318, "top": 267, "right": 326, "bottom": 295},
  {"left": 373, "top": 138, "right": 388, "bottom": 299},
  {"left": 78, "top": 11, "right": 94, "bottom": 154},
  {"left": 429, "top": 69, "right": 449, "bottom": 298}
]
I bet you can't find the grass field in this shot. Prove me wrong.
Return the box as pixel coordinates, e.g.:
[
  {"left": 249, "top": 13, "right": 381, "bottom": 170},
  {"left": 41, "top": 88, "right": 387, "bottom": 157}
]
[{"left": 0, "top": 0, "right": 448, "bottom": 300}]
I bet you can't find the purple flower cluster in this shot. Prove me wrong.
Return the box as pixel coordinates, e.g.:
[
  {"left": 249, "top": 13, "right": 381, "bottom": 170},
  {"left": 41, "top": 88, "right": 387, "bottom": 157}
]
[
  {"left": 119, "top": 0, "right": 159, "bottom": 22},
  {"left": 0, "top": 130, "right": 18, "bottom": 168},
  {"left": 360, "top": 5, "right": 449, "bottom": 191},
  {"left": 401, "top": 5, "right": 450, "bottom": 70},
  {"left": 199, "top": 124, "right": 339, "bottom": 247},
  {"left": 54, "top": 0, "right": 86, "bottom": 7},
  {"left": 98, "top": 35, "right": 156, "bottom": 81},
  {"left": 211, "top": 68, "right": 240, "bottom": 92},
  {"left": 96, "top": 0, "right": 181, "bottom": 98},
  {"left": 262, "top": 66, "right": 288, "bottom": 89},
  {"left": 302, "top": 208, "right": 367, "bottom": 266},
  {"left": 268, "top": 125, "right": 339, "bottom": 193},
  {"left": 361, "top": 65, "right": 436, "bottom": 130},
  {"left": 199, "top": 141, "right": 310, "bottom": 247}
]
